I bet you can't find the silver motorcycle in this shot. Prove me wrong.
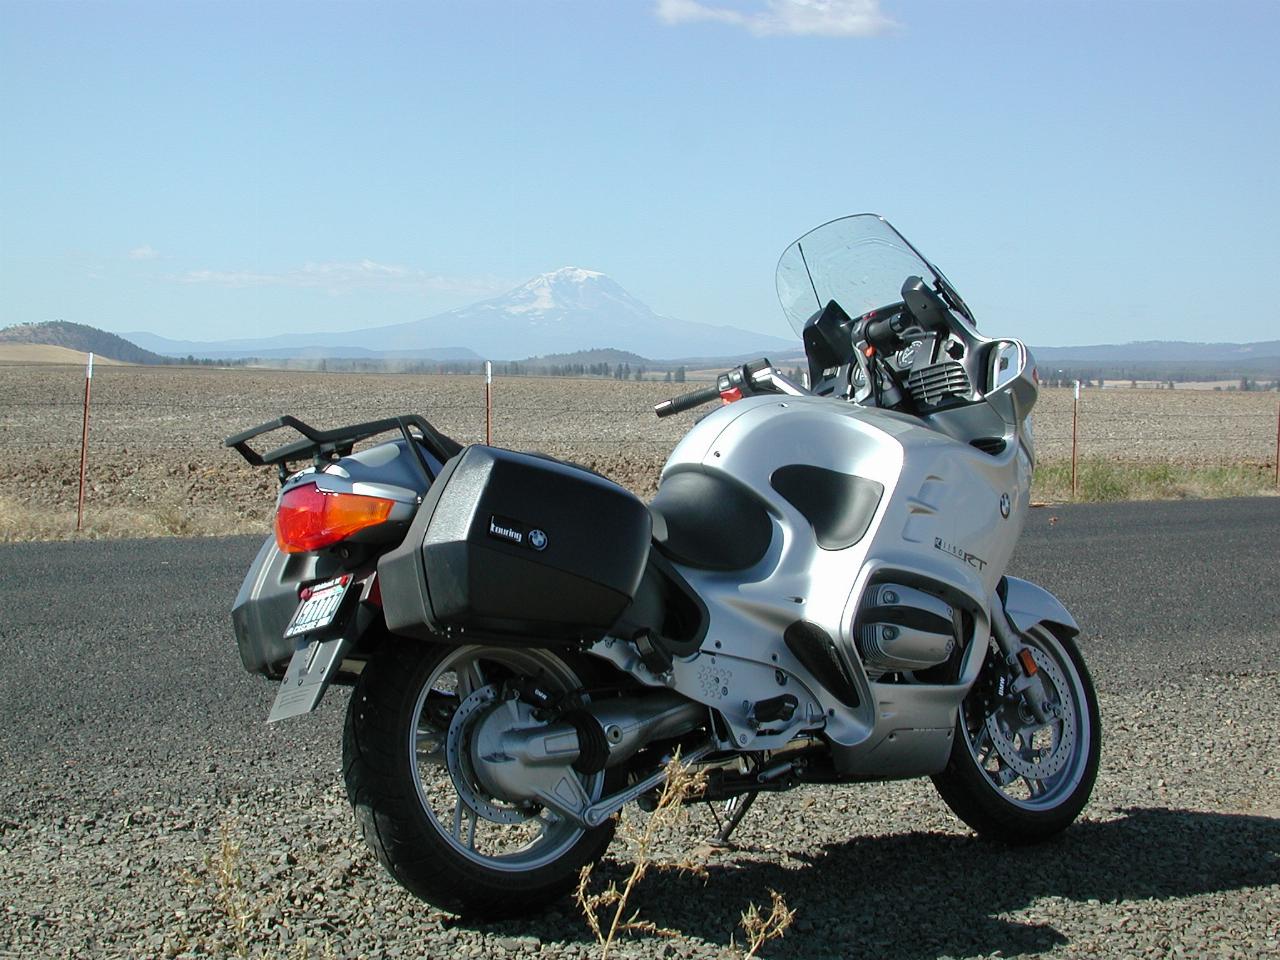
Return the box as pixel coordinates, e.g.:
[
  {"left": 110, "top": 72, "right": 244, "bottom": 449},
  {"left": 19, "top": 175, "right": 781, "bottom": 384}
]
[{"left": 228, "top": 214, "right": 1100, "bottom": 917}]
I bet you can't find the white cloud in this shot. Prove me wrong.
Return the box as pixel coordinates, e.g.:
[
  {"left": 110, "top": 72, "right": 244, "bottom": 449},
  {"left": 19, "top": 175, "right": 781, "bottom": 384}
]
[
  {"left": 177, "top": 259, "right": 508, "bottom": 297},
  {"left": 128, "top": 244, "right": 160, "bottom": 260},
  {"left": 655, "top": 0, "right": 895, "bottom": 37}
]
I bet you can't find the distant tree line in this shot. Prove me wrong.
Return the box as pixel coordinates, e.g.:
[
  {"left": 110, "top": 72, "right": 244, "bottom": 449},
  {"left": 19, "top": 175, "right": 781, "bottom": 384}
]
[
  {"left": 169, "top": 355, "right": 252, "bottom": 367},
  {"left": 1221, "top": 377, "right": 1278, "bottom": 392},
  {"left": 239, "top": 357, "right": 698, "bottom": 380},
  {"left": 1041, "top": 365, "right": 1279, "bottom": 386}
]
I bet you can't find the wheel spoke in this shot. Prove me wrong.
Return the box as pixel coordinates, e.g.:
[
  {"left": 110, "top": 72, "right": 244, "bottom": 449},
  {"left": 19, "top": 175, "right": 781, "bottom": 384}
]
[
  {"left": 972, "top": 724, "right": 992, "bottom": 753},
  {"left": 452, "top": 796, "right": 465, "bottom": 839},
  {"left": 463, "top": 659, "right": 488, "bottom": 694}
]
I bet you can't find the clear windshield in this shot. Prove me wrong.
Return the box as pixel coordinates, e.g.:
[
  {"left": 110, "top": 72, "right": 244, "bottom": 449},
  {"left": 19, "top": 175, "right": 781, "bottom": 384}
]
[{"left": 776, "top": 214, "right": 969, "bottom": 335}]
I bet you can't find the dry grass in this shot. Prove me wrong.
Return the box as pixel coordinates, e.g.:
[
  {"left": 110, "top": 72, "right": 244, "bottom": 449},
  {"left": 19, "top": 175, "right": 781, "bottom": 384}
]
[
  {"left": 576, "top": 754, "right": 710, "bottom": 958},
  {"left": 1034, "top": 458, "right": 1278, "bottom": 503},
  {"left": 575, "top": 753, "right": 795, "bottom": 959},
  {"left": 0, "top": 494, "right": 266, "bottom": 542},
  {"left": 0, "top": 365, "right": 1275, "bottom": 541},
  {"left": 0, "top": 344, "right": 127, "bottom": 364},
  {"left": 736, "top": 889, "right": 796, "bottom": 959},
  {"left": 173, "top": 821, "right": 336, "bottom": 960}
]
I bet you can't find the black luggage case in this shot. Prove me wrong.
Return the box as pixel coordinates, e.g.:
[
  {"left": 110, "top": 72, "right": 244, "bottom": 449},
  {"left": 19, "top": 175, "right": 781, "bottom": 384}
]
[{"left": 379, "top": 445, "right": 652, "bottom": 644}]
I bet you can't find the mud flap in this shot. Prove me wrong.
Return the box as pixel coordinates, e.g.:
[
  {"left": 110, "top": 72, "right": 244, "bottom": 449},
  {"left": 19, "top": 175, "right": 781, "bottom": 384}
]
[{"left": 266, "top": 635, "right": 352, "bottom": 723}]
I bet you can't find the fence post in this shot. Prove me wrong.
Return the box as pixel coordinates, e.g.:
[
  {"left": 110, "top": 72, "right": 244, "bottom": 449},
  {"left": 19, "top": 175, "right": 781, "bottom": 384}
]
[
  {"left": 1071, "top": 380, "right": 1080, "bottom": 500},
  {"left": 484, "top": 360, "right": 493, "bottom": 446},
  {"left": 76, "top": 352, "right": 93, "bottom": 532}
]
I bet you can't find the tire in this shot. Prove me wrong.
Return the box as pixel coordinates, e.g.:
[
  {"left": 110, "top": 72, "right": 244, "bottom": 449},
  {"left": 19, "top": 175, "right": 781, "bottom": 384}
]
[
  {"left": 932, "top": 625, "right": 1101, "bottom": 844},
  {"left": 342, "top": 638, "right": 616, "bottom": 917}
]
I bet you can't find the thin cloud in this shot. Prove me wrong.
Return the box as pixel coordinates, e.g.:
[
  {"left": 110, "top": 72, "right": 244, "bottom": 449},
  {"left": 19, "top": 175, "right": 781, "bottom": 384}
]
[
  {"left": 177, "top": 260, "right": 509, "bottom": 297},
  {"left": 655, "top": 0, "right": 895, "bottom": 37},
  {"left": 128, "top": 244, "right": 160, "bottom": 261}
]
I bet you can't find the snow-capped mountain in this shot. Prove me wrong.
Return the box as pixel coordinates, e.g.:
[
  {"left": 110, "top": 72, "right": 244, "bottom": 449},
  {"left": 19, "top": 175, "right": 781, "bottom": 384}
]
[{"left": 126, "top": 268, "right": 796, "bottom": 361}]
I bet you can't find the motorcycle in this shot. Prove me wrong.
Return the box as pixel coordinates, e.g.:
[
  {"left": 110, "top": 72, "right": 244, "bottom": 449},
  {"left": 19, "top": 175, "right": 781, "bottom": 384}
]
[{"left": 227, "top": 214, "right": 1100, "bottom": 917}]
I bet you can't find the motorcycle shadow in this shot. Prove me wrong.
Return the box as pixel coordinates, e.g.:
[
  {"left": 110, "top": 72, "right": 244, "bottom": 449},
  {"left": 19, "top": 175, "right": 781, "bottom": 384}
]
[{"left": 479, "top": 806, "right": 1280, "bottom": 958}]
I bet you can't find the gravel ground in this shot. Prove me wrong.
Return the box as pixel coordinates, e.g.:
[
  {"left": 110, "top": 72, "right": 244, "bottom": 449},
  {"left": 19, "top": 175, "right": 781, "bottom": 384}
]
[{"left": 1, "top": 500, "right": 1278, "bottom": 958}]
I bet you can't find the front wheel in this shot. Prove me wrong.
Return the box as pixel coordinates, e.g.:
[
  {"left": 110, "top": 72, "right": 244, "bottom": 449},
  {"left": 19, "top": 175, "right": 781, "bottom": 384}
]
[
  {"left": 932, "top": 625, "right": 1101, "bottom": 843},
  {"left": 342, "top": 638, "right": 615, "bottom": 916}
]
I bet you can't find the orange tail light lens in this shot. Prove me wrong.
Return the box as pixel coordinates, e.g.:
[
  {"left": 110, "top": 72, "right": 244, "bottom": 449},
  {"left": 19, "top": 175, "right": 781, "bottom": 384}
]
[{"left": 275, "top": 482, "right": 396, "bottom": 554}]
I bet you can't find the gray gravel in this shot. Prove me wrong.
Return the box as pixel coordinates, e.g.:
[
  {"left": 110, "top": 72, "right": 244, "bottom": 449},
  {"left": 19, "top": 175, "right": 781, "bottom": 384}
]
[{"left": 1, "top": 498, "right": 1278, "bottom": 958}]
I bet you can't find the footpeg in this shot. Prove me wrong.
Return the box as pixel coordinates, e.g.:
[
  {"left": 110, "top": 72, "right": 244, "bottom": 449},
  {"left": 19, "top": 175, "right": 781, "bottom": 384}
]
[
  {"left": 633, "top": 630, "right": 674, "bottom": 674},
  {"left": 749, "top": 694, "right": 798, "bottom": 728}
]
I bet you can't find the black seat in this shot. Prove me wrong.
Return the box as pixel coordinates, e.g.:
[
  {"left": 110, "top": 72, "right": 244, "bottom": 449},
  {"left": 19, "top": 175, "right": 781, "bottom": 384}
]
[{"left": 648, "top": 471, "right": 773, "bottom": 571}]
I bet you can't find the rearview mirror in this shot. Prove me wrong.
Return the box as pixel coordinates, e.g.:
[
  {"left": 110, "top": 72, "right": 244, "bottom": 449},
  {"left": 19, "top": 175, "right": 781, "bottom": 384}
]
[
  {"left": 990, "top": 341, "right": 1024, "bottom": 391},
  {"left": 985, "top": 340, "right": 1038, "bottom": 425}
]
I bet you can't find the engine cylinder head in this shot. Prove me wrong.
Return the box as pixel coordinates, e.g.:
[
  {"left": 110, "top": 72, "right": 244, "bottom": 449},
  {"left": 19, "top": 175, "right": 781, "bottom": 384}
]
[{"left": 857, "top": 583, "right": 957, "bottom": 674}]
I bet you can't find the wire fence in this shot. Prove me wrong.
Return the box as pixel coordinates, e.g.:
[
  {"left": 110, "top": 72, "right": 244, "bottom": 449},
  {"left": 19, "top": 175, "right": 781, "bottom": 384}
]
[{"left": 2, "top": 362, "right": 1278, "bottom": 532}]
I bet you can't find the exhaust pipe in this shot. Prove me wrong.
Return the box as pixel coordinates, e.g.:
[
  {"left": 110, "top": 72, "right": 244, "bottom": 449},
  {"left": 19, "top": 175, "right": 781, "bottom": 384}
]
[{"left": 472, "top": 693, "right": 705, "bottom": 804}]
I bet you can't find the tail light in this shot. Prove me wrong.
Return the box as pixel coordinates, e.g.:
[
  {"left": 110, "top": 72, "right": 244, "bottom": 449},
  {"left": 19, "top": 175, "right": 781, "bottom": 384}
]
[{"left": 275, "top": 482, "right": 396, "bottom": 554}]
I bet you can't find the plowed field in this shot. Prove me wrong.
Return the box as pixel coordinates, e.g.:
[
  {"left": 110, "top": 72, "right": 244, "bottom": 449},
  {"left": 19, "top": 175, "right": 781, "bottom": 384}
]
[{"left": 1, "top": 363, "right": 1276, "bottom": 540}]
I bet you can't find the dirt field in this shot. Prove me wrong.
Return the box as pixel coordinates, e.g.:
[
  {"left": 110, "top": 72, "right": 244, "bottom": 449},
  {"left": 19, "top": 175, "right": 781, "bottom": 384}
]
[{"left": 0, "top": 363, "right": 1276, "bottom": 540}]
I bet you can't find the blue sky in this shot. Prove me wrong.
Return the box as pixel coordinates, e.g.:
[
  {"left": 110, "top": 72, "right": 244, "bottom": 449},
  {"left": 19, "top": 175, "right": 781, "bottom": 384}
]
[{"left": 2, "top": 0, "right": 1277, "bottom": 347}]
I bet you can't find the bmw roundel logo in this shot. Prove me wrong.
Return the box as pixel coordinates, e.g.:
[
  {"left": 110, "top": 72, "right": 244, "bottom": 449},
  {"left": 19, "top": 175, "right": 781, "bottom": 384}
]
[
  {"left": 999, "top": 493, "right": 1011, "bottom": 519},
  {"left": 528, "top": 528, "right": 548, "bottom": 551}
]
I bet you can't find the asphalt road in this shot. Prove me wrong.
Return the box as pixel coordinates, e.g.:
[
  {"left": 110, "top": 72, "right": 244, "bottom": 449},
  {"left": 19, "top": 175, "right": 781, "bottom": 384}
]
[
  {"left": 1, "top": 498, "right": 1277, "bottom": 958},
  {"left": 0, "top": 497, "right": 1277, "bottom": 789}
]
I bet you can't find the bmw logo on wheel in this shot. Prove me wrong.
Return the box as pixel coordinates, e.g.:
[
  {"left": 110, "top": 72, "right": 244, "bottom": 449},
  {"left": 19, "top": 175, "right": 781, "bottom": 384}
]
[{"left": 528, "top": 528, "right": 548, "bottom": 551}]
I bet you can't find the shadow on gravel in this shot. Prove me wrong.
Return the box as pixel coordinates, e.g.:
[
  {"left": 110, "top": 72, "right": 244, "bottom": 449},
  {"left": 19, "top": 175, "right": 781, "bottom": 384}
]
[{"left": 471, "top": 807, "right": 1280, "bottom": 958}]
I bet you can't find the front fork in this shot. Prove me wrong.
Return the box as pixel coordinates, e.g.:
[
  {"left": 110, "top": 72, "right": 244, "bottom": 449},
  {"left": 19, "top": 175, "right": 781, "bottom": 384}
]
[{"left": 990, "top": 601, "right": 1052, "bottom": 725}]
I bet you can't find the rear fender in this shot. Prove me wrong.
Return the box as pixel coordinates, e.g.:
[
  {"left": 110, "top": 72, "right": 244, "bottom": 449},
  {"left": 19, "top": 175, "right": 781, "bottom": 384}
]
[{"left": 232, "top": 537, "right": 307, "bottom": 677}]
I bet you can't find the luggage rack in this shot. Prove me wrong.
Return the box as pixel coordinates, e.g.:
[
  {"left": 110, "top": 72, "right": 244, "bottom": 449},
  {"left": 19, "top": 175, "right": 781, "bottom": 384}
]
[{"left": 224, "top": 413, "right": 461, "bottom": 486}]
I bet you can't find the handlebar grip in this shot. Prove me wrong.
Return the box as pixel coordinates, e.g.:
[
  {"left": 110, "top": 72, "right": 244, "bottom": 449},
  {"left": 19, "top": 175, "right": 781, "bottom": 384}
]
[{"left": 654, "top": 383, "right": 722, "bottom": 418}]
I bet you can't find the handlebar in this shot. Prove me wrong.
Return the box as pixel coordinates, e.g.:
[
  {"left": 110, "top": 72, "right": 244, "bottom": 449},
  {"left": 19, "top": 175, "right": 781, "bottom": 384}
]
[
  {"left": 655, "top": 358, "right": 806, "bottom": 418},
  {"left": 654, "top": 383, "right": 723, "bottom": 418}
]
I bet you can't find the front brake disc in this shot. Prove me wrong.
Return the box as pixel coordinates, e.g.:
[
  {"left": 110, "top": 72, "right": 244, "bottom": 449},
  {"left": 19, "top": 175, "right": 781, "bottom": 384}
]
[{"left": 985, "top": 646, "right": 1076, "bottom": 780}]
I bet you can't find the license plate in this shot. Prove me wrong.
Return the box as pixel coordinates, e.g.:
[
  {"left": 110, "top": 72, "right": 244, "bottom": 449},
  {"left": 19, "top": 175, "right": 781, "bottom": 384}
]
[{"left": 283, "top": 575, "right": 352, "bottom": 639}]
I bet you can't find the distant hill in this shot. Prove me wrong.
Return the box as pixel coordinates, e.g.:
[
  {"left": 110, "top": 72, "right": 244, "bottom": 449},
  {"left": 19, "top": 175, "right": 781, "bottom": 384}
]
[
  {"left": 0, "top": 321, "right": 166, "bottom": 364},
  {"left": 126, "top": 267, "right": 796, "bottom": 362},
  {"left": 1032, "top": 340, "right": 1280, "bottom": 364},
  {"left": 1031, "top": 340, "right": 1280, "bottom": 381}
]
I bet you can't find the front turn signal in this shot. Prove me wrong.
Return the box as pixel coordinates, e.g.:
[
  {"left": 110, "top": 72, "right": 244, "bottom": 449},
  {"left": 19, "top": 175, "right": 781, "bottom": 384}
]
[{"left": 275, "top": 482, "right": 396, "bottom": 554}]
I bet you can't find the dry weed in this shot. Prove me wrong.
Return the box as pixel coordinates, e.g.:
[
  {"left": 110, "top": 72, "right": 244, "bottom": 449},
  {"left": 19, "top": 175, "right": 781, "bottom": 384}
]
[
  {"left": 169, "top": 819, "right": 336, "bottom": 960},
  {"left": 576, "top": 751, "right": 709, "bottom": 958},
  {"left": 736, "top": 889, "right": 796, "bottom": 958}
]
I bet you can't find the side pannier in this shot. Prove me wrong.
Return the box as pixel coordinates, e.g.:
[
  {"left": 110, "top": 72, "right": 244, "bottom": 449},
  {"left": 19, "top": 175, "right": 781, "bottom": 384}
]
[{"left": 379, "top": 445, "right": 652, "bottom": 644}]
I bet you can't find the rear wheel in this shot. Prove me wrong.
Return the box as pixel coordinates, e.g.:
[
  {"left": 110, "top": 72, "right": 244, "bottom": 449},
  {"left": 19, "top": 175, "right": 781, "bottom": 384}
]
[
  {"left": 343, "top": 639, "right": 615, "bottom": 916},
  {"left": 932, "top": 625, "right": 1100, "bottom": 843}
]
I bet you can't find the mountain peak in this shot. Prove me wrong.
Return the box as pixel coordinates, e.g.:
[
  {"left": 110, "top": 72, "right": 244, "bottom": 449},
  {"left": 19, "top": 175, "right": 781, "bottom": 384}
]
[
  {"left": 506, "top": 266, "right": 630, "bottom": 315},
  {"left": 540, "top": 266, "right": 605, "bottom": 284},
  {"left": 518, "top": 266, "right": 615, "bottom": 294}
]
